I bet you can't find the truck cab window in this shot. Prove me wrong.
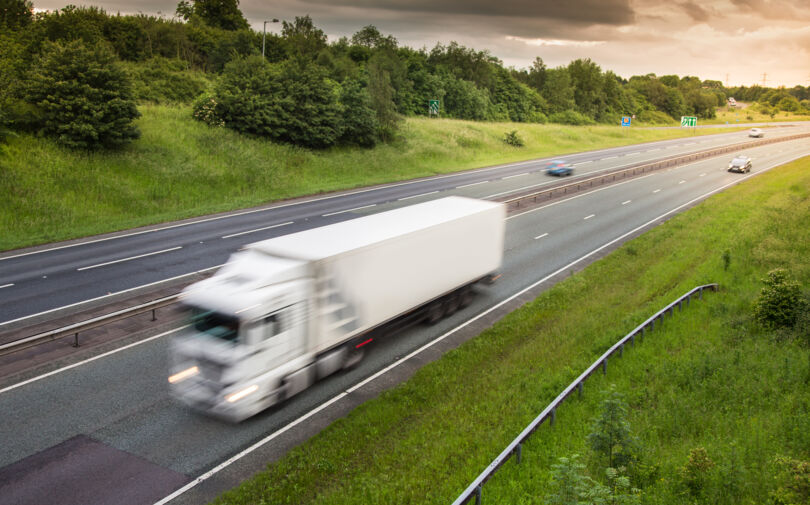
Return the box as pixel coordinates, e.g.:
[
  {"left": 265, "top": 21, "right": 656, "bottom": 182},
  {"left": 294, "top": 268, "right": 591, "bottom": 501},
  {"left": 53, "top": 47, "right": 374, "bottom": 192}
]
[
  {"left": 190, "top": 309, "right": 239, "bottom": 343},
  {"left": 264, "top": 311, "right": 285, "bottom": 339}
]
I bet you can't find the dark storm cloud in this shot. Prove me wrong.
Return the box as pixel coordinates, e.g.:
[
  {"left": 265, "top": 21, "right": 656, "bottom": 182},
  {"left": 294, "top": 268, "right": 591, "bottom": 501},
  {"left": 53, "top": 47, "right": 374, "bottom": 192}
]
[
  {"left": 678, "top": 1, "right": 711, "bottom": 22},
  {"left": 300, "top": 0, "right": 636, "bottom": 25}
]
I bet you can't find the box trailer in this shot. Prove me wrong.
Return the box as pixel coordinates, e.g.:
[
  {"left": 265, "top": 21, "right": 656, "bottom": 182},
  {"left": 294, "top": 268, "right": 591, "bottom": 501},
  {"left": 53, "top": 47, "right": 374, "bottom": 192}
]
[{"left": 169, "top": 196, "right": 505, "bottom": 421}]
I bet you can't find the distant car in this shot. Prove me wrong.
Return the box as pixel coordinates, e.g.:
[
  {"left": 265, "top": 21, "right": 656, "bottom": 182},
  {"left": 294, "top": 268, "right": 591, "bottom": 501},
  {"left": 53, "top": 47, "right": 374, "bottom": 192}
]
[
  {"left": 546, "top": 160, "right": 573, "bottom": 177},
  {"left": 749, "top": 128, "right": 764, "bottom": 138},
  {"left": 728, "top": 155, "right": 752, "bottom": 173}
]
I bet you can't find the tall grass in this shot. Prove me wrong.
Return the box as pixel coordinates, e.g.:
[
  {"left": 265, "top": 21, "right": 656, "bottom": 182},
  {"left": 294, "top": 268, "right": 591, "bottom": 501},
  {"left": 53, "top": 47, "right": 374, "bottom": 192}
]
[
  {"left": 211, "top": 157, "right": 810, "bottom": 505},
  {"left": 0, "top": 105, "right": 748, "bottom": 251}
]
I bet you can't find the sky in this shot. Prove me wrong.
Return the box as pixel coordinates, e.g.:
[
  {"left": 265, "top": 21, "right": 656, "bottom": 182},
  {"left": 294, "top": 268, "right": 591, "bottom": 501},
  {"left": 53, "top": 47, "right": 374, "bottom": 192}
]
[{"left": 32, "top": 0, "right": 810, "bottom": 87}]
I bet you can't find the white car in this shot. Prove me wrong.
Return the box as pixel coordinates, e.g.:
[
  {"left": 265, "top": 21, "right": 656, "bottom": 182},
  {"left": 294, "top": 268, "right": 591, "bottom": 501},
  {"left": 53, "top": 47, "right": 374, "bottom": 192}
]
[{"left": 749, "top": 128, "right": 764, "bottom": 138}]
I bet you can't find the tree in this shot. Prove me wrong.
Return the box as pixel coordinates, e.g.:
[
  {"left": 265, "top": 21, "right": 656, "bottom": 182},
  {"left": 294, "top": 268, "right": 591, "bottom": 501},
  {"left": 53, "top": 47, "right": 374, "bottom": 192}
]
[
  {"left": 368, "top": 54, "right": 401, "bottom": 141},
  {"left": 351, "top": 25, "right": 397, "bottom": 50},
  {"left": 587, "top": 387, "right": 639, "bottom": 469},
  {"left": 176, "top": 0, "right": 249, "bottom": 31},
  {"left": 543, "top": 67, "right": 575, "bottom": 114},
  {"left": 282, "top": 15, "right": 327, "bottom": 62},
  {"left": 338, "top": 78, "right": 378, "bottom": 147},
  {"left": 213, "top": 56, "right": 343, "bottom": 148},
  {"left": 753, "top": 269, "right": 805, "bottom": 329},
  {"left": 24, "top": 40, "right": 140, "bottom": 149},
  {"left": 0, "top": 0, "right": 32, "bottom": 30}
]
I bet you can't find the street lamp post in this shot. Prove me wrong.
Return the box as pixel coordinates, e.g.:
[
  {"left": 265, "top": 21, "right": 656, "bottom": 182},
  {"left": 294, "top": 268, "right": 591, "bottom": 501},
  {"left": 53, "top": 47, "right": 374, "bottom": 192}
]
[{"left": 262, "top": 18, "right": 279, "bottom": 59}]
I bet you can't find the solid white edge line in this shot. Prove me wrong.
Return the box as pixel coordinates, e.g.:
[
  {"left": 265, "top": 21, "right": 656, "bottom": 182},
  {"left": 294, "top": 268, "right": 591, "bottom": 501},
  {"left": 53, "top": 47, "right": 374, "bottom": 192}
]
[
  {"left": 0, "top": 264, "right": 223, "bottom": 328},
  {"left": 398, "top": 191, "right": 439, "bottom": 201},
  {"left": 534, "top": 233, "right": 549, "bottom": 240},
  {"left": 0, "top": 325, "right": 189, "bottom": 395},
  {"left": 583, "top": 214, "right": 595, "bottom": 220},
  {"left": 322, "top": 204, "right": 376, "bottom": 217},
  {"left": 155, "top": 154, "right": 803, "bottom": 505},
  {"left": 456, "top": 180, "right": 489, "bottom": 189},
  {"left": 622, "top": 200, "right": 632, "bottom": 205},
  {"left": 77, "top": 247, "right": 183, "bottom": 271},
  {"left": 221, "top": 221, "right": 294, "bottom": 239},
  {"left": 0, "top": 283, "right": 13, "bottom": 289}
]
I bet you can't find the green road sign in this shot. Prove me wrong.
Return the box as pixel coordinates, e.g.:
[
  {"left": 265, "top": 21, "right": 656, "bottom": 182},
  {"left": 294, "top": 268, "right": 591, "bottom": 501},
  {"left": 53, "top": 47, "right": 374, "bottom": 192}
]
[
  {"left": 681, "top": 116, "right": 697, "bottom": 127},
  {"left": 429, "top": 99, "right": 439, "bottom": 115}
]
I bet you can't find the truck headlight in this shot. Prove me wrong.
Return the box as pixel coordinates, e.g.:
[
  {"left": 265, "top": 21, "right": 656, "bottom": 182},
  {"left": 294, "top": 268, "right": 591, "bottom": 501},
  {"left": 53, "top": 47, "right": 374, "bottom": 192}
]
[
  {"left": 168, "top": 366, "right": 199, "bottom": 383},
  {"left": 226, "top": 384, "right": 259, "bottom": 403}
]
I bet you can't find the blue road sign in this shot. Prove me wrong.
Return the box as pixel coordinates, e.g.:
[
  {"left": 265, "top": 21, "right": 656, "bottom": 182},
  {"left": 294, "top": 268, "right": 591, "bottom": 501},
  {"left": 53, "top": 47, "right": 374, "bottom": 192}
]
[{"left": 621, "top": 116, "right": 631, "bottom": 127}]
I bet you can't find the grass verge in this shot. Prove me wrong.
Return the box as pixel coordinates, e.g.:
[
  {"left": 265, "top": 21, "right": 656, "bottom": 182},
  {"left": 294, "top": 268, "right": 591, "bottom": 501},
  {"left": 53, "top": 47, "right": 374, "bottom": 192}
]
[
  {"left": 211, "top": 156, "right": 810, "bottom": 505},
  {"left": 0, "top": 105, "right": 755, "bottom": 251}
]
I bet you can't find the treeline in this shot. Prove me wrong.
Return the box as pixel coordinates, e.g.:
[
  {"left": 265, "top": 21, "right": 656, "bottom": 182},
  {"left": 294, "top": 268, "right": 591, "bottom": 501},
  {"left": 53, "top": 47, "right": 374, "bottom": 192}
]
[{"left": 1, "top": 0, "right": 809, "bottom": 151}]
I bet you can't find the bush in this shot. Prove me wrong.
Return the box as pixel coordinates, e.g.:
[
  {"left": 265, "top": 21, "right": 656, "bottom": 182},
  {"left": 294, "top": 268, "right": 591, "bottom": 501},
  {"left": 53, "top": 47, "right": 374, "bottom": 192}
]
[
  {"left": 191, "top": 91, "right": 224, "bottom": 127},
  {"left": 587, "top": 387, "right": 639, "bottom": 469},
  {"left": 125, "top": 57, "right": 211, "bottom": 104},
  {"left": 338, "top": 78, "right": 378, "bottom": 147},
  {"left": 503, "top": 130, "right": 524, "bottom": 147},
  {"left": 549, "top": 109, "right": 596, "bottom": 125},
  {"left": 771, "top": 456, "right": 810, "bottom": 505},
  {"left": 679, "top": 447, "right": 714, "bottom": 498},
  {"left": 24, "top": 39, "right": 140, "bottom": 149},
  {"left": 753, "top": 269, "right": 805, "bottom": 329}
]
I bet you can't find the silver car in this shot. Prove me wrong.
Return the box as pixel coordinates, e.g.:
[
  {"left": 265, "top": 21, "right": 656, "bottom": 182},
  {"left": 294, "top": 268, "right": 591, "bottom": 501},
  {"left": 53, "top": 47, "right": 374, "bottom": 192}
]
[
  {"left": 749, "top": 128, "right": 764, "bottom": 138},
  {"left": 728, "top": 155, "right": 752, "bottom": 173}
]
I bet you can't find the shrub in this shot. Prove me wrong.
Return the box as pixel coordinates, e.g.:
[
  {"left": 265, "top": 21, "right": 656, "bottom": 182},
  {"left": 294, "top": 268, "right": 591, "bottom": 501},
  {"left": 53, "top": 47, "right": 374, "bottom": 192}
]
[
  {"left": 503, "top": 130, "right": 524, "bottom": 147},
  {"left": 679, "top": 447, "right": 715, "bottom": 498},
  {"left": 587, "top": 387, "right": 639, "bottom": 469},
  {"left": 191, "top": 91, "right": 224, "bottom": 127},
  {"left": 549, "top": 109, "right": 596, "bottom": 125},
  {"left": 125, "top": 57, "right": 210, "bottom": 104},
  {"left": 771, "top": 456, "right": 810, "bottom": 505},
  {"left": 24, "top": 40, "right": 140, "bottom": 149},
  {"left": 753, "top": 269, "right": 805, "bottom": 329}
]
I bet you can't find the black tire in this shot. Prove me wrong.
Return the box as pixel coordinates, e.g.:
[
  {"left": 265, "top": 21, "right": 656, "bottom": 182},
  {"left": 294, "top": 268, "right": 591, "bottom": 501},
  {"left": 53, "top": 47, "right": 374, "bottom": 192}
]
[
  {"left": 459, "top": 287, "right": 474, "bottom": 308},
  {"left": 425, "top": 300, "right": 445, "bottom": 325},
  {"left": 444, "top": 292, "right": 460, "bottom": 316}
]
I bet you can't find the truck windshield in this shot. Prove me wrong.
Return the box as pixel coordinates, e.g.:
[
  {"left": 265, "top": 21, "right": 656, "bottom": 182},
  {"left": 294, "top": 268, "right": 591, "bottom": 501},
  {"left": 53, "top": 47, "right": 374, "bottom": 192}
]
[{"left": 190, "top": 309, "right": 240, "bottom": 343}]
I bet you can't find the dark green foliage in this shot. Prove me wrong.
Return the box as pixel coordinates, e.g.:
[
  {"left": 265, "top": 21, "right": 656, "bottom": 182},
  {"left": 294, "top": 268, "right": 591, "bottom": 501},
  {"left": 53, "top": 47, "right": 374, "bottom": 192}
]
[
  {"left": 771, "top": 456, "right": 810, "bottom": 505},
  {"left": 441, "top": 73, "right": 492, "bottom": 120},
  {"left": 24, "top": 40, "right": 140, "bottom": 149},
  {"left": 549, "top": 110, "right": 595, "bottom": 125},
  {"left": 282, "top": 16, "right": 327, "bottom": 62},
  {"left": 213, "top": 56, "right": 343, "bottom": 148},
  {"left": 0, "top": 0, "right": 32, "bottom": 30},
  {"left": 367, "top": 55, "right": 401, "bottom": 142},
  {"left": 503, "top": 130, "right": 524, "bottom": 147},
  {"left": 337, "top": 79, "right": 379, "bottom": 147},
  {"left": 753, "top": 269, "right": 805, "bottom": 329},
  {"left": 587, "top": 387, "right": 639, "bottom": 469},
  {"left": 175, "top": 0, "right": 249, "bottom": 31},
  {"left": 191, "top": 91, "right": 224, "bottom": 126}
]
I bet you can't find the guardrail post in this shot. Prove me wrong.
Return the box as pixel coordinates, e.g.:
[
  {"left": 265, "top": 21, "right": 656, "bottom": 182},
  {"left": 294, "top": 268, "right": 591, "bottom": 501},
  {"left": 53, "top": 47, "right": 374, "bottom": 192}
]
[
  {"left": 516, "top": 443, "right": 522, "bottom": 464},
  {"left": 678, "top": 300, "right": 682, "bottom": 311},
  {"left": 578, "top": 382, "right": 583, "bottom": 397},
  {"left": 73, "top": 333, "right": 79, "bottom": 347},
  {"left": 602, "top": 358, "right": 607, "bottom": 374},
  {"left": 699, "top": 287, "right": 704, "bottom": 299},
  {"left": 650, "top": 318, "right": 655, "bottom": 331},
  {"left": 550, "top": 408, "right": 556, "bottom": 426},
  {"left": 619, "top": 344, "right": 623, "bottom": 357},
  {"left": 630, "top": 332, "right": 635, "bottom": 345},
  {"left": 475, "top": 485, "right": 482, "bottom": 505},
  {"left": 152, "top": 309, "right": 157, "bottom": 321}
]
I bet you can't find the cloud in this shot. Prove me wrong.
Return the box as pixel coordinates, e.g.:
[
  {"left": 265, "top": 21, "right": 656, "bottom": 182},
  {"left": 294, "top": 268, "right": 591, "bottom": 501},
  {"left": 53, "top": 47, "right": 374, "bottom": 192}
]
[
  {"left": 729, "top": 0, "right": 810, "bottom": 21},
  {"left": 678, "top": 1, "right": 711, "bottom": 22},
  {"left": 299, "top": 0, "right": 636, "bottom": 25}
]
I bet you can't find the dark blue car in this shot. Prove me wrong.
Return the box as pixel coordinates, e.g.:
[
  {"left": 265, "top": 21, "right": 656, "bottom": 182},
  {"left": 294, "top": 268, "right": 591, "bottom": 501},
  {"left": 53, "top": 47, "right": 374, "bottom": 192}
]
[{"left": 546, "top": 160, "right": 573, "bottom": 176}]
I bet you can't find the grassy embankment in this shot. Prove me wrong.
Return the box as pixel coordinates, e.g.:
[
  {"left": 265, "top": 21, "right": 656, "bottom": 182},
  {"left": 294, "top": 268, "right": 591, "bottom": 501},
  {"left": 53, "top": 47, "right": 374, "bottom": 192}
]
[
  {"left": 0, "top": 105, "right": 749, "bottom": 251},
  {"left": 706, "top": 104, "right": 810, "bottom": 125},
  {"left": 212, "top": 157, "right": 810, "bottom": 505}
]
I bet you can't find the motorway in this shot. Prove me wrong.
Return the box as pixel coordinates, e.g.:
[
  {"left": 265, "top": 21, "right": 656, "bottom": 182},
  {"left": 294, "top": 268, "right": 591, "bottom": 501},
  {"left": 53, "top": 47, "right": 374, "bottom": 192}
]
[
  {"left": 1, "top": 123, "right": 809, "bottom": 326},
  {"left": 0, "top": 125, "right": 809, "bottom": 505}
]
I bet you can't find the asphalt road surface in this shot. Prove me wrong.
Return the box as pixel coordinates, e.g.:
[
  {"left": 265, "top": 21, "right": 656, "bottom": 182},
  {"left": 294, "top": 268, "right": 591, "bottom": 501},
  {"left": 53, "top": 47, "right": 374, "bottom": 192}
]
[{"left": 0, "top": 129, "right": 808, "bottom": 505}]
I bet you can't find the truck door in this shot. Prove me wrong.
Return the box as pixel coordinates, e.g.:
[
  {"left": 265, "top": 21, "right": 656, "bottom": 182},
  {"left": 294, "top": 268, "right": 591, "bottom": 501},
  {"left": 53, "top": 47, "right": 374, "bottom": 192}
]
[{"left": 257, "top": 303, "right": 307, "bottom": 370}]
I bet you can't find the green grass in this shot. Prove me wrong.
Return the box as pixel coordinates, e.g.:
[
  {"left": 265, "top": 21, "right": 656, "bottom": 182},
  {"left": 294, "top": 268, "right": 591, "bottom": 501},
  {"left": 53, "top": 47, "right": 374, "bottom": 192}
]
[
  {"left": 0, "top": 105, "right": 756, "bottom": 251},
  {"left": 211, "top": 156, "right": 810, "bottom": 505},
  {"left": 707, "top": 104, "right": 810, "bottom": 125}
]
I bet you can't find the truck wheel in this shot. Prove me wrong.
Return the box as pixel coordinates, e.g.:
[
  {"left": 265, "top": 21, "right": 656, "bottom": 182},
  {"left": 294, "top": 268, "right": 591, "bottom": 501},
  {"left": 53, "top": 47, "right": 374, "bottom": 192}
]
[{"left": 343, "top": 345, "right": 365, "bottom": 369}]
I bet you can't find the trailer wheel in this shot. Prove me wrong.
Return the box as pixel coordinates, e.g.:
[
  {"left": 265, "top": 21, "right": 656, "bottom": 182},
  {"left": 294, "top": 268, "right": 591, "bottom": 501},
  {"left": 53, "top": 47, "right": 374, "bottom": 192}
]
[
  {"left": 444, "top": 292, "right": 460, "bottom": 316},
  {"left": 343, "top": 345, "right": 365, "bottom": 369},
  {"left": 425, "top": 300, "right": 445, "bottom": 325},
  {"left": 459, "top": 287, "right": 474, "bottom": 308}
]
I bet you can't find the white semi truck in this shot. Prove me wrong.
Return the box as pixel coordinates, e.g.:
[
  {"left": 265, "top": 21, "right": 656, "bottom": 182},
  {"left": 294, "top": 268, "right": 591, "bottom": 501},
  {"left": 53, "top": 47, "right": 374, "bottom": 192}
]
[{"left": 169, "top": 196, "right": 505, "bottom": 421}]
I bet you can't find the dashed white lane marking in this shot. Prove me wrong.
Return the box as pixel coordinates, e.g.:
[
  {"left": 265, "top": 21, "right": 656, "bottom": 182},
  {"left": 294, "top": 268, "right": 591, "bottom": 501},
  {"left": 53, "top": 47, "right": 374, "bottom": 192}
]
[
  {"left": 700, "top": 173, "right": 706, "bottom": 177},
  {"left": 221, "top": 221, "right": 294, "bottom": 239},
  {"left": 503, "top": 173, "right": 529, "bottom": 180},
  {"left": 534, "top": 233, "right": 549, "bottom": 240},
  {"left": 323, "top": 204, "right": 376, "bottom": 216},
  {"left": 573, "top": 160, "right": 593, "bottom": 166},
  {"left": 0, "top": 283, "right": 13, "bottom": 289},
  {"left": 398, "top": 191, "right": 439, "bottom": 201},
  {"left": 456, "top": 180, "right": 489, "bottom": 189},
  {"left": 679, "top": 180, "right": 686, "bottom": 184},
  {"left": 602, "top": 156, "right": 617, "bottom": 160},
  {"left": 584, "top": 214, "right": 595, "bottom": 220},
  {"left": 622, "top": 200, "right": 632, "bottom": 205},
  {"left": 77, "top": 247, "right": 183, "bottom": 271},
  {"left": 653, "top": 189, "right": 662, "bottom": 193}
]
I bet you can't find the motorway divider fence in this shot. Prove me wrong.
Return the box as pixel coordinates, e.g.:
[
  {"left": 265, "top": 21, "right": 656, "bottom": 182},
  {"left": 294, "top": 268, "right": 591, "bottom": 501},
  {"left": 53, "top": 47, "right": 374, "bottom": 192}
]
[
  {"left": 0, "top": 294, "right": 179, "bottom": 356},
  {"left": 502, "top": 132, "right": 810, "bottom": 209},
  {"left": 451, "top": 283, "right": 719, "bottom": 505}
]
